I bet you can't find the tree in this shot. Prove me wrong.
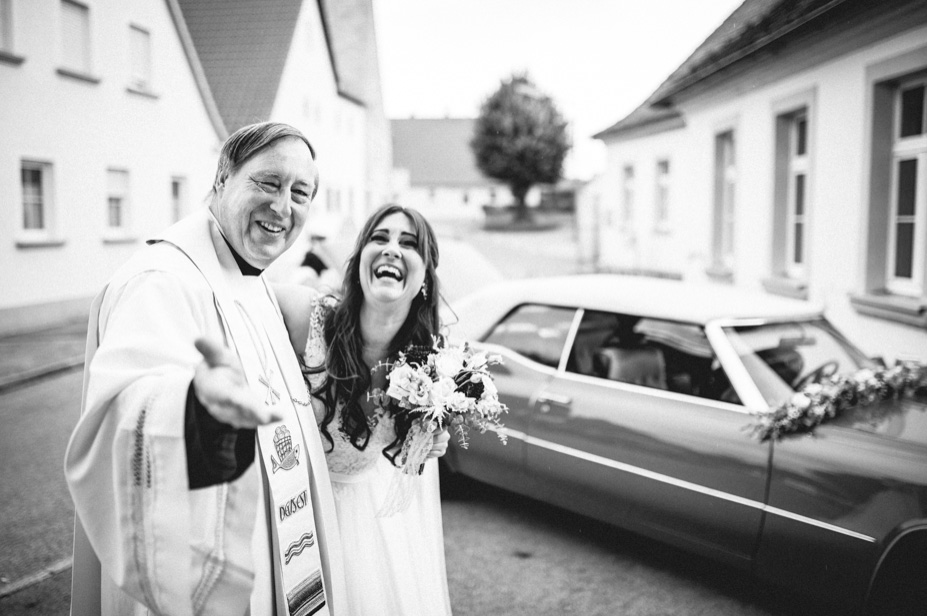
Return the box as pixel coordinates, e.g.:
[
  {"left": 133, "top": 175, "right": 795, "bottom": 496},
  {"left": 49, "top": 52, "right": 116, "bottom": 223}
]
[{"left": 470, "top": 73, "right": 570, "bottom": 222}]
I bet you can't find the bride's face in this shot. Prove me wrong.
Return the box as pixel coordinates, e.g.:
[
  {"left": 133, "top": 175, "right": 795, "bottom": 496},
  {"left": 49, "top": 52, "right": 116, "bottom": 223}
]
[{"left": 359, "top": 212, "right": 426, "bottom": 310}]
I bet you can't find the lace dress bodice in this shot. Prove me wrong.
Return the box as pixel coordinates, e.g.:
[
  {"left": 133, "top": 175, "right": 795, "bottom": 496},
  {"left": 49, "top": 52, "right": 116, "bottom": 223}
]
[{"left": 303, "top": 298, "right": 397, "bottom": 477}]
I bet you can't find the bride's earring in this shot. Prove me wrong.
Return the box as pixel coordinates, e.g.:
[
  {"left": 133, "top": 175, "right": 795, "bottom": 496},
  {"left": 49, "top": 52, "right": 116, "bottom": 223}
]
[{"left": 420, "top": 282, "right": 428, "bottom": 300}]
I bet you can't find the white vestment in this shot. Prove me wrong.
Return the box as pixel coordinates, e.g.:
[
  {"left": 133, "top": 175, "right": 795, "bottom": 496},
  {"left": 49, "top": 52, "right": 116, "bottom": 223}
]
[{"left": 65, "top": 209, "right": 346, "bottom": 616}]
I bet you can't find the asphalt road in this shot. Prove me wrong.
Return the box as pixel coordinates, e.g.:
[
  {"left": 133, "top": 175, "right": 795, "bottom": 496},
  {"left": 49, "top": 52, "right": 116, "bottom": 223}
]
[
  {"left": 441, "top": 477, "right": 845, "bottom": 616},
  {"left": 0, "top": 366, "right": 842, "bottom": 616},
  {"left": 0, "top": 371, "right": 80, "bottom": 582}
]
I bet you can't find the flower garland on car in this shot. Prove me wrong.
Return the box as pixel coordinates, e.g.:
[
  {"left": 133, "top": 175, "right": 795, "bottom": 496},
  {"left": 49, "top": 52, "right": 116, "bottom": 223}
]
[
  {"left": 370, "top": 337, "right": 508, "bottom": 515},
  {"left": 749, "top": 361, "right": 927, "bottom": 442}
]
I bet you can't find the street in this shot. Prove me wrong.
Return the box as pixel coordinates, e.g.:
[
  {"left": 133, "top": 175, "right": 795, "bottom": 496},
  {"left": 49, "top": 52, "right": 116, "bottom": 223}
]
[
  {"left": 0, "top": 217, "right": 841, "bottom": 615},
  {"left": 0, "top": 373, "right": 842, "bottom": 616}
]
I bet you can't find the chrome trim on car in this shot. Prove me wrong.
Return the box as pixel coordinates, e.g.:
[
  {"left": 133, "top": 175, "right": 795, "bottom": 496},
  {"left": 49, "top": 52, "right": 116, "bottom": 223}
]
[
  {"left": 495, "top": 426, "right": 527, "bottom": 441},
  {"left": 557, "top": 308, "right": 584, "bottom": 373},
  {"left": 704, "top": 321, "right": 770, "bottom": 409},
  {"left": 763, "top": 506, "right": 876, "bottom": 543},
  {"left": 513, "top": 431, "right": 876, "bottom": 544}
]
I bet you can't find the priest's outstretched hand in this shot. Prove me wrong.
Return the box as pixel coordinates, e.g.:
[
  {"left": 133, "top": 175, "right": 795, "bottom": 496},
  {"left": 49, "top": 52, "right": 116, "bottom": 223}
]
[{"left": 193, "top": 337, "right": 283, "bottom": 428}]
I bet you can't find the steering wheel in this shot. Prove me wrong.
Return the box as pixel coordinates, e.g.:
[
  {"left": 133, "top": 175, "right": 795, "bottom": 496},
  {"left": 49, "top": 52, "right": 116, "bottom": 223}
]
[{"left": 793, "top": 360, "right": 839, "bottom": 390}]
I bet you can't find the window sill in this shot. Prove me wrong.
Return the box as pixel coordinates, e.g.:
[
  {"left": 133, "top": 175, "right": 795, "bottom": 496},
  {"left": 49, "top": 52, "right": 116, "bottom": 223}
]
[
  {"left": 0, "top": 50, "right": 25, "bottom": 66},
  {"left": 705, "top": 265, "right": 733, "bottom": 284},
  {"left": 600, "top": 266, "right": 683, "bottom": 281},
  {"left": 762, "top": 276, "right": 808, "bottom": 300},
  {"left": 126, "top": 85, "right": 159, "bottom": 100},
  {"left": 16, "top": 237, "right": 65, "bottom": 248},
  {"left": 103, "top": 234, "right": 138, "bottom": 245},
  {"left": 849, "top": 291, "right": 927, "bottom": 329},
  {"left": 56, "top": 67, "right": 101, "bottom": 84}
]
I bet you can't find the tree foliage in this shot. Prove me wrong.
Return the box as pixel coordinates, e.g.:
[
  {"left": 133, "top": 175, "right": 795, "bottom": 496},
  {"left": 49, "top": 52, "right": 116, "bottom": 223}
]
[{"left": 470, "top": 74, "right": 570, "bottom": 220}]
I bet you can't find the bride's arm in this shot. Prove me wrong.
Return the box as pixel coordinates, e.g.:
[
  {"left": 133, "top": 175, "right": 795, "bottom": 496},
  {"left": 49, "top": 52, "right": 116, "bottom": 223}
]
[{"left": 273, "top": 284, "right": 318, "bottom": 355}]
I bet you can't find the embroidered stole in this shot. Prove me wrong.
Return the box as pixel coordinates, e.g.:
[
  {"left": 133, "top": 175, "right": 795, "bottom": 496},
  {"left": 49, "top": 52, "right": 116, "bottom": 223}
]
[
  {"left": 162, "top": 213, "right": 333, "bottom": 616},
  {"left": 230, "top": 280, "right": 330, "bottom": 616}
]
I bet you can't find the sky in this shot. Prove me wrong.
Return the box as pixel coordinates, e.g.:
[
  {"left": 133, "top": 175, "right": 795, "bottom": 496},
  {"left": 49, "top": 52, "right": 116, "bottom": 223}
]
[{"left": 372, "top": 0, "right": 744, "bottom": 180}]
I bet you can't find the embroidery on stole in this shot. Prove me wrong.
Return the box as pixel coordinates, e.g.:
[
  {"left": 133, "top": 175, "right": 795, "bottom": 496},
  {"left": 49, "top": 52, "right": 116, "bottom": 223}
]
[{"left": 224, "top": 280, "right": 330, "bottom": 616}]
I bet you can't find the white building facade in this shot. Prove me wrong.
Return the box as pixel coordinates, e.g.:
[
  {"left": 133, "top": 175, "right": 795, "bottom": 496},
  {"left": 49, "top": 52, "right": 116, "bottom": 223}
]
[
  {"left": 1, "top": 0, "right": 392, "bottom": 331},
  {"left": 0, "top": 0, "right": 224, "bottom": 334},
  {"left": 589, "top": 0, "right": 927, "bottom": 360}
]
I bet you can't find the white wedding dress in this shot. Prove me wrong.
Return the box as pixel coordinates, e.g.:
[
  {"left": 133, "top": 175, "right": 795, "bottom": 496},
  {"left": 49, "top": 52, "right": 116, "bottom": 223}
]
[{"left": 303, "top": 299, "right": 453, "bottom": 616}]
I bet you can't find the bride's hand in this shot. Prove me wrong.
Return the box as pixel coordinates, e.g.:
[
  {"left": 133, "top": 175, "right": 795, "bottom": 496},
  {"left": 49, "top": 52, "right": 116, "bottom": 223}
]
[{"left": 427, "top": 427, "right": 450, "bottom": 459}]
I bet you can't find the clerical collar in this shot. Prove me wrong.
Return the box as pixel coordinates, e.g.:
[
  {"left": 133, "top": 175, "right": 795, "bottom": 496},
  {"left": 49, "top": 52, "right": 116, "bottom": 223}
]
[{"left": 221, "top": 236, "right": 263, "bottom": 277}]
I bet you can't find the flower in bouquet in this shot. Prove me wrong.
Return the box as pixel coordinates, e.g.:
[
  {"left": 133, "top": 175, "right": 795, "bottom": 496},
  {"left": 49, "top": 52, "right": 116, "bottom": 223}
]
[
  {"left": 371, "top": 339, "right": 508, "bottom": 518},
  {"left": 748, "top": 360, "right": 927, "bottom": 442},
  {"left": 373, "top": 338, "right": 508, "bottom": 476}
]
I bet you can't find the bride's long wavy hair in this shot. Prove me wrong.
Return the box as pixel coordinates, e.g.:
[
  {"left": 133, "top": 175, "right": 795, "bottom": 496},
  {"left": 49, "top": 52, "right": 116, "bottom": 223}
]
[{"left": 307, "top": 204, "right": 442, "bottom": 462}]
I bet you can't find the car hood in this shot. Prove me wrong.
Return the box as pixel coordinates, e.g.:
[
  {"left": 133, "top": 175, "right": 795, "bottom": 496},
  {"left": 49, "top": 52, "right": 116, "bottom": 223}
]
[{"left": 827, "top": 396, "right": 927, "bottom": 446}]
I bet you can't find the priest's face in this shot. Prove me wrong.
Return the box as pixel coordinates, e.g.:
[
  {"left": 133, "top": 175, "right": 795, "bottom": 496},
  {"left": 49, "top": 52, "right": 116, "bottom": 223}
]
[{"left": 212, "top": 136, "right": 318, "bottom": 269}]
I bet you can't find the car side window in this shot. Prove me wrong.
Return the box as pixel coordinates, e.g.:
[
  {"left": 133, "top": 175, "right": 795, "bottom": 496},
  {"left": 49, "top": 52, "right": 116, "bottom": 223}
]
[
  {"left": 483, "top": 304, "right": 576, "bottom": 368},
  {"left": 567, "top": 310, "right": 741, "bottom": 405}
]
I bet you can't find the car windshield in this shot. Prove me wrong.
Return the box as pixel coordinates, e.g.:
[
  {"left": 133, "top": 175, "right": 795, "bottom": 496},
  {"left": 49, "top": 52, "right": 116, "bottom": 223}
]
[{"left": 721, "top": 319, "right": 874, "bottom": 406}]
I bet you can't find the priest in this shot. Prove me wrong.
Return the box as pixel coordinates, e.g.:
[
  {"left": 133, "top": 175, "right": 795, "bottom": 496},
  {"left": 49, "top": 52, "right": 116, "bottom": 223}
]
[{"left": 65, "top": 122, "right": 346, "bottom": 615}]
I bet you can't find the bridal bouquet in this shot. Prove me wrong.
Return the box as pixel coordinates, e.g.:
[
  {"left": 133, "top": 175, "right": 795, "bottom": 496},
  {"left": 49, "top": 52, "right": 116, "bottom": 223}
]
[{"left": 371, "top": 338, "right": 508, "bottom": 515}]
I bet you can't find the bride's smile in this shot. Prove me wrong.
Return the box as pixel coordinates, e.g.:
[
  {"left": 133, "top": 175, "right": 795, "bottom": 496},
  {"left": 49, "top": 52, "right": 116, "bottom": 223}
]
[{"left": 360, "top": 212, "right": 426, "bottom": 307}]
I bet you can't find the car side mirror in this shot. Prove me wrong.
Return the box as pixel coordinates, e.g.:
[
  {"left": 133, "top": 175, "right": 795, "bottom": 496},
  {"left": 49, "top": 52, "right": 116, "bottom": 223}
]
[{"left": 870, "top": 356, "right": 887, "bottom": 368}]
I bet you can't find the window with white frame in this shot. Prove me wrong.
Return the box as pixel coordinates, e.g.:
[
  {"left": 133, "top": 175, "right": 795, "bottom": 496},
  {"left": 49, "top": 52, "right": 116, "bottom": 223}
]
[
  {"left": 853, "top": 53, "right": 927, "bottom": 327},
  {"left": 887, "top": 77, "right": 926, "bottom": 296},
  {"left": 60, "top": 0, "right": 92, "bottom": 74},
  {"left": 129, "top": 25, "right": 152, "bottom": 90},
  {"left": 621, "top": 165, "right": 634, "bottom": 227},
  {"left": 21, "top": 161, "right": 54, "bottom": 235},
  {"left": 786, "top": 112, "right": 809, "bottom": 278},
  {"left": 171, "top": 177, "right": 186, "bottom": 223},
  {"left": 654, "top": 159, "right": 670, "bottom": 230},
  {"left": 106, "top": 169, "right": 129, "bottom": 232},
  {"left": 768, "top": 100, "right": 813, "bottom": 297},
  {"left": 712, "top": 131, "right": 736, "bottom": 273},
  {"left": 0, "top": 0, "right": 13, "bottom": 53}
]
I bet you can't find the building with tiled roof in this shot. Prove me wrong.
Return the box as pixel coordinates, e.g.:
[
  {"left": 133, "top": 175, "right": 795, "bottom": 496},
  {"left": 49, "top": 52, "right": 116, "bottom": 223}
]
[
  {"left": 0, "top": 0, "right": 226, "bottom": 333},
  {"left": 177, "top": 0, "right": 392, "bottom": 271},
  {"left": 390, "top": 117, "right": 539, "bottom": 223},
  {"left": 0, "top": 0, "right": 391, "bottom": 332},
  {"left": 582, "top": 0, "right": 927, "bottom": 360}
]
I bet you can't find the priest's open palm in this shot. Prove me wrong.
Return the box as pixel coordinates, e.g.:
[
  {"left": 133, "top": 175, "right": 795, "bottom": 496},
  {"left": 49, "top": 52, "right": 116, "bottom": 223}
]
[{"left": 193, "top": 337, "right": 282, "bottom": 428}]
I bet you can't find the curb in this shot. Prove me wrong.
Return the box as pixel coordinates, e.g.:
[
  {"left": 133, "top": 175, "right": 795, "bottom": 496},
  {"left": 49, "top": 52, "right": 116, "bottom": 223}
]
[
  {"left": 0, "top": 356, "right": 85, "bottom": 394},
  {"left": 0, "top": 557, "right": 72, "bottom": 598}
]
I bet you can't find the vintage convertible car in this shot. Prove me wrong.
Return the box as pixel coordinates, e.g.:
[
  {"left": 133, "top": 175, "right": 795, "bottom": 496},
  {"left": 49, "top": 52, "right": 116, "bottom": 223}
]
[{"left": 442, "top": 274, "right": 927, "bottom": 615}]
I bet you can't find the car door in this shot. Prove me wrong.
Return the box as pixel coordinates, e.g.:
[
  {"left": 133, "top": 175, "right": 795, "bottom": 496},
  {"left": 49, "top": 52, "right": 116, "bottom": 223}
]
[
  {"left": 525, "top": 309, "right": 770, "bottom": 567},
  {"left": 452, "top": 303, "right": 577, "bottom": 495}
]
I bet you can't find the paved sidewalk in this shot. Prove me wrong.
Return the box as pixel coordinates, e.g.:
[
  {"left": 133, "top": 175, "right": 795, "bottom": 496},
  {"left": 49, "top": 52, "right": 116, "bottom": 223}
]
[{"left": 0, "top": 320, "right": 88, "bottom": 392}]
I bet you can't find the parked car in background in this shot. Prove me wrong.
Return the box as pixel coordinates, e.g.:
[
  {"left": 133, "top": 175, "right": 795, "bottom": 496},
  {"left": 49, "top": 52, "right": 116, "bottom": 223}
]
[{"left": 443, "top": 274, "right": 927, "bottom": 615}]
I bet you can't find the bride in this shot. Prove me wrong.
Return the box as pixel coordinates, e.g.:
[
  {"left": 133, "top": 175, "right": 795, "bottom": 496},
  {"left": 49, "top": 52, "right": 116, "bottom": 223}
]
[{"left": 279, "top": 203, "right": 453, "bottom": 615}]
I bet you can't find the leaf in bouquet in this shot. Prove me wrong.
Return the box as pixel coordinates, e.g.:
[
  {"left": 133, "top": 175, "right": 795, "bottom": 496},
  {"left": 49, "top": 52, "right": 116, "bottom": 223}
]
[{"left": 453, "top": 422, "right": 470, "bottom": 449}]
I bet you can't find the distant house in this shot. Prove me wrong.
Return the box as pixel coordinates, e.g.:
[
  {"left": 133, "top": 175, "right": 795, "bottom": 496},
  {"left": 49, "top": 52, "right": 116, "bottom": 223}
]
[
  {"left": 0, "top": 0, "right": 390, "bottom": 333},
  {"left": 0, "top": 0, "right": 224, "bottom": 334},
  {"left": 390, "top": 117, "right": 539, "bottom": 223},
  {"left": 584, "top": 0, "right": 927, "bottom": 359}
]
